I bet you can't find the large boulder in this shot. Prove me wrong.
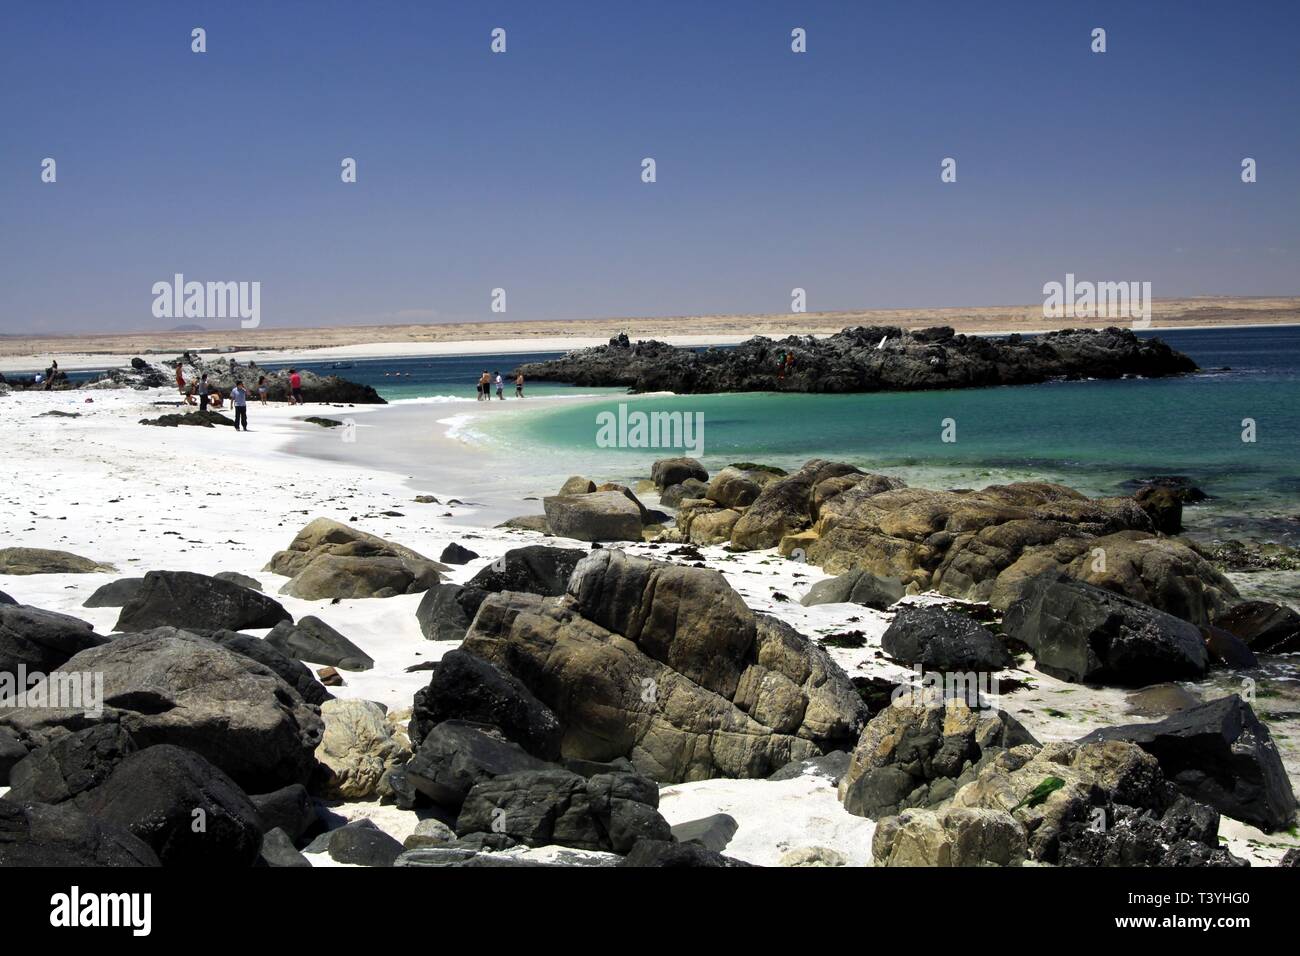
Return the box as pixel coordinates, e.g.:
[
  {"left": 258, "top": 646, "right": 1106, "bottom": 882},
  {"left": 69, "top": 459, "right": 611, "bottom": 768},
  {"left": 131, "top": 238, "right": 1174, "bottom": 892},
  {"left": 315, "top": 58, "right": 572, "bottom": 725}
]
[
  {"left": 650, "top": 458, "right": 707, "bottom": 489},
  {"left": 465, "top": 545, "right": 585, "bottom": 596},
  {"left": 0, "top": 548, "right": 115, "bottom": 575},
  {"left": 660, "top": 478, "right": 709, "bottom": 509},
  {"left": 881, "top": 604, "right": 1013, "bottom": 672},
  {"left": 0, "top": 798, "right": 159, "bottom": 866},
  {"left": 1056, "top": 796, "right": 1245, "bottom": 867},
  {"left": 78, "top": 744, "right": 263, "bottom": 866},
  {"left": 730, "top": 459, "right": 877, "bottom": 551},
  {"left": 203, "top": 629, "right": 333, "bottom": 706},
  {"left": 706, "top": 466, "right": 777, "bottom": 509},
  {"left": 416, "top": 583, "right": 488, "bottom": 643},
  {"left": 1080, "top": 695, "right": 1297, "bottom": 832},
  {"left": 0, "top": 604, "right": 105, "bottom": 676},
  {"left": 460, "top": 550, "right": 866, "bottom": 783},
  {"left": 404, "top": 720, "right": 552, "bottom": 811},
  {"left": 805, "top": 480, "right": 1235, "bottom": 623},
  {"left": 1212, "top": 600, "right": 1300, "bottom": 654},
  {"left": 456, "top": 769, "right": 671, "bottom": 853},
  {"left": 113, "top": 570, "right": 291, "bottom": 632},
  {"left": 801, "top": 569, "right": 905, "bottom": 610},
  {"left": 543, "top": 491, "right": 644, "bottom": 542},
  {"left": 313, "top": 699, "right": 410, "bottom": 799},
  {"left": 839, "top": 698, "right": 1038, "bottom": 820},
  {"left": 1002, "top": 573, "right": 1208, "bottom": 685},
  {"left": 0, "top": 628, "right": 323, "bottom": 792},
  {"left": 872, "top": 806, "right": 1027, "bottom": 867},
  {"left": 265, "top": 518, "right": 447, "bottom": 599},
  {"left": 409, "top": 649, "right": 562, "bottom": 758},
  {"left": 265, "top": 615, "right": 374, "bottom": 671},
  {"left": 82, "top": 577, "right": 144, "bottom": 608}
]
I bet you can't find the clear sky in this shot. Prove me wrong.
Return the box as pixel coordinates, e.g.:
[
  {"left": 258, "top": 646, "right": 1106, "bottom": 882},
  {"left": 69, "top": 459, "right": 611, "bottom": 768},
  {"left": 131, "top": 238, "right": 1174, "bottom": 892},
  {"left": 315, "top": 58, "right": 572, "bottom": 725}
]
[{"left": 2, "top": 0, "right": 1297, "bottom": 334}]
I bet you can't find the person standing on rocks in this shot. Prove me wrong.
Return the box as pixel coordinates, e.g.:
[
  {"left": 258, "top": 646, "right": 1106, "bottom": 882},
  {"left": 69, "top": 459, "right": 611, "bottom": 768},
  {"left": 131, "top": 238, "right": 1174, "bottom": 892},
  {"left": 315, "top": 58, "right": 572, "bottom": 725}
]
[
  {"left": 197, "top": 374, "right": 211, "bottom": 412},
  {"left": 230, "top": 380, "right": 249, "bottom": 432},
  {"left": 175, "top": 362, "right": 186, "bottom": 394}
]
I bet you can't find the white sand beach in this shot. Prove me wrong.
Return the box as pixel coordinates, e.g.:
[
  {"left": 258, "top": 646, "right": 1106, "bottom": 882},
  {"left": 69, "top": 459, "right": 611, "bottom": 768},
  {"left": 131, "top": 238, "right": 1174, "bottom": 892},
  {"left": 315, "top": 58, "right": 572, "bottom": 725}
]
[{"left": 1, "top": 381, "right": 1296, "bottom": 866}]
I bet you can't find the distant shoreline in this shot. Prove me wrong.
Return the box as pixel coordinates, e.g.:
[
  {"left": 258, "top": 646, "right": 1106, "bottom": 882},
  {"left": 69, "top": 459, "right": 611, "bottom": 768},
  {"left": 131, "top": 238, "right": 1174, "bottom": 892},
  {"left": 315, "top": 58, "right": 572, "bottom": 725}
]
[{"left": 3, "top": 298, "right": 1298, "bottom": 373}]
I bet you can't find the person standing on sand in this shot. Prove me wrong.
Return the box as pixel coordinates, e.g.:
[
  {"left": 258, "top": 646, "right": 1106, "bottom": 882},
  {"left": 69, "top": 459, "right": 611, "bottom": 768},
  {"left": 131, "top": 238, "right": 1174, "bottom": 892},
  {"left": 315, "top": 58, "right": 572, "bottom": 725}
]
[
  {"left": 256, "top": 375, "right": 268, "bottom": 406},
  {"left": 197, "top": 374, "right": 211, "bottom": 412},
  {"left": 230, "top": 381, "right": 249, "bottom": 431},
  {"left": 495, "top": 371, "right": 504, "bottom": 400},
  {"left": 515, "top": 372, "right": 524, "bottom": 397},
  {"left": 289, "top": 368, "right": 303, "bottom": 405}
]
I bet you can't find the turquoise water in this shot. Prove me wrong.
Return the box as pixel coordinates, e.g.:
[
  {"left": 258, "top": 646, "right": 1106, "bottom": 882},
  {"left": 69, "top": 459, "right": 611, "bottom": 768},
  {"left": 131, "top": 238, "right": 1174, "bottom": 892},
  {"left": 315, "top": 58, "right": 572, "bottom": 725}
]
[{"left": 469, "top": 326, "right": 1300, "bottom": 546}]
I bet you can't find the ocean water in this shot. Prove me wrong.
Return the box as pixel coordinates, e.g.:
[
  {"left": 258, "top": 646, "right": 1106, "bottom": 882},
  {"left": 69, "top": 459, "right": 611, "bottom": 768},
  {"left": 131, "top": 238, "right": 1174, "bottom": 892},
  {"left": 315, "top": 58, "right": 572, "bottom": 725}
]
[
  {"left": 459, "top": 326, "right": 1300, "bottom": 547},
  {"left": 266, "top": 352, "right": 613, "bottom": 402}
]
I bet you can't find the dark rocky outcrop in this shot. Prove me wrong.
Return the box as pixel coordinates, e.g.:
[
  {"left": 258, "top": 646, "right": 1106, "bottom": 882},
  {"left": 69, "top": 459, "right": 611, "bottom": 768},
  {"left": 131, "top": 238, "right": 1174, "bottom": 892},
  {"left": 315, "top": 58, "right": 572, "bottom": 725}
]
[
  {"left": 464, "top": 545, "right": 585, "bottom": 596},
  {"left": 114, "top": 570, "right": 292, "bottom": 633},
  {"left": 409, "top": 650, "right": 562, "bottom": 758},
  {"left": 5, "top": 724, "right": 138, "bottom": 805},
  {"left": 1080, "top": 695, "right": 1297, "bottom": 833},
  {"left": 1212, "top": 600, "right": 1300, "bottom": 654},
  {"left": 77, "top": 744, "right": 264, "bottom": 867},
  {"left": 455, "top": 769, "right": 672, "bottom": 853},
  {"left": 881, "top": 604, "right": 1013, "bottom": 672},
  {"left": 517, "top": 326, "right": 1197, "bottom": 394},
  {"left": 0, "top": 798, "right": 160, "bottom": 866},
  {"left": 439, "top": 542, "right": 480, "bottom": 565},
  {"left": 202, "top": 629, "right": 333, "bottom": 706},
  {"left": 1002, "top": 573, "right": 1209, "bottom": 685}
]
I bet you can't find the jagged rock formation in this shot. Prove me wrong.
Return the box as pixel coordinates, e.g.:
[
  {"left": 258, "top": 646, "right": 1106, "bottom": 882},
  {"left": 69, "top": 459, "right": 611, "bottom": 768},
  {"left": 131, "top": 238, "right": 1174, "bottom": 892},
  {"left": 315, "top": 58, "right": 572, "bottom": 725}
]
[{"left": 516, "top": 326, "right": 1198, "bottom": 394}]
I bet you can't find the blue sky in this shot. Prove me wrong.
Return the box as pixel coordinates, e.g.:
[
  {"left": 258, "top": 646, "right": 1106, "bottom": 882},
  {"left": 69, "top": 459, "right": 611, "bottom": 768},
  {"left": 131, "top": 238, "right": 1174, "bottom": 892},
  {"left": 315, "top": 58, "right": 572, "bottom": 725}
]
[{"left": 2, "top": 0, "right": 1297, "bottom": 333}]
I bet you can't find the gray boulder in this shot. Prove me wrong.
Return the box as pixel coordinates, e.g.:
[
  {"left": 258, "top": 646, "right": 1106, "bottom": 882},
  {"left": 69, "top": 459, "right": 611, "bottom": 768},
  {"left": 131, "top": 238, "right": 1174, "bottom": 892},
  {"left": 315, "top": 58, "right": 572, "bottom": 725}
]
[
  {"left": 404, "top": 720, "right": 552, "bottom": 811},
  {"left": 265, "top": 615, "right": 374, "bottom": 671},
  {"left": 114, "top": 570, "right": 292, "bottom": 632},
  {"left": 415, "top": 583, "right": 487, "bottom": 643},
  {"left": 651, "top": 458, "right": 708, "bottom": 489},
  {"left": 82, "top": 577, "right": 144, "bottom": 608},
  {"left": 0, "top": 628, "right": 323, "bottom": 792},
  {"left": 203, "top": 629, "right": 333, "bottom": 706},
  {"left": 0, "top": 548, "right": 115, "bottom": 575},
  {"left": 801, "top": 569, "right": 905, "bottom": 610},
  {"left": 1003, "top": 573, "right": 1209, "bottom": 685},
  {"left": 0, "top": 604, "right": 105, "bottom": 676},
  {"left": 1213, "top": 600, "right": 1300, "bottom": 654},
  {"left": 465, "top": 545, "right": 585, "bottom": 596},
  {"left": 543, "top": 491, "right": 644, "bottom": 542}
]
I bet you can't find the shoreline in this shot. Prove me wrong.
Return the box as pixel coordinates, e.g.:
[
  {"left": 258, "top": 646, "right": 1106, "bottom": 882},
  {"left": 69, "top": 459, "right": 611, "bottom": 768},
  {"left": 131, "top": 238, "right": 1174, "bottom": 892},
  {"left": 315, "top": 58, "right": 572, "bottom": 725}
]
[{"left": 4, "top": 316, "right": 1299, "bottom": 375}]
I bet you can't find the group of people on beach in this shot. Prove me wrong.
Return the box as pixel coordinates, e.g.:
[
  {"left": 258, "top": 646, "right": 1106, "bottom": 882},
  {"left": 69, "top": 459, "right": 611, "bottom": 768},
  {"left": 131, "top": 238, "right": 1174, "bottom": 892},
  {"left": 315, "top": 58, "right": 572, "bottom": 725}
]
[
  {"left": 477, "top": 369, "right": 524, "bottom": 400},
  {"left": 176, "top": 364, "right": 305, "bottom": 433}
]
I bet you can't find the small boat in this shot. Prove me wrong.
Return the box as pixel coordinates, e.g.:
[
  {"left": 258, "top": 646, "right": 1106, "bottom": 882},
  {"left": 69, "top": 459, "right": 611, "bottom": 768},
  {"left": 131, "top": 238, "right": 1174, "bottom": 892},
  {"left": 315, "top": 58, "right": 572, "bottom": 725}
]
[{"left": 330, "top": 361, "right": 355, "bottom": 370}]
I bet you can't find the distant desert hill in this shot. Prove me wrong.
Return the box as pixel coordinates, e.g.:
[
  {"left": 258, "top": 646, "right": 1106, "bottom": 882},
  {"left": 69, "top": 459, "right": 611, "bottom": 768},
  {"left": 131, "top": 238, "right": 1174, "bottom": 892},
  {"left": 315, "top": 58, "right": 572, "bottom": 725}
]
[{"left": 2, "top": 296, "right": 1297, "bottom": 363}]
